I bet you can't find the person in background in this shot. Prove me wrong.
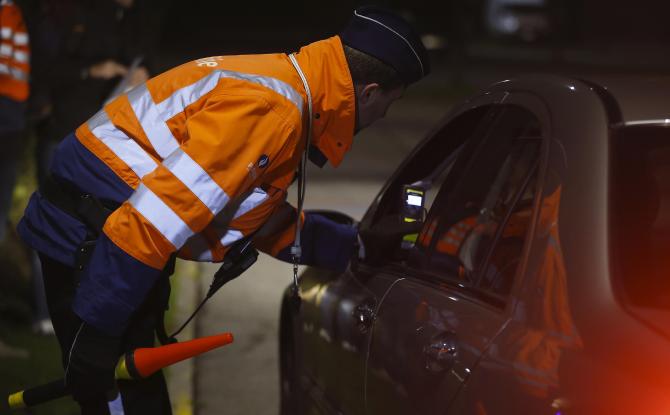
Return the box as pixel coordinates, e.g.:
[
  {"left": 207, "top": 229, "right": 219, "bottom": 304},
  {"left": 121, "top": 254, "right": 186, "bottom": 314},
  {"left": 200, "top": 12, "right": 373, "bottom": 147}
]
[
  {"left": 32, "top": 0, "right": 159, "bottom": 186},
  {"left": 0, "top": 0, "right": 53, "bottom": 336},
  {"left": 0, "top": 0, "right": 29, "bottom": 243}
]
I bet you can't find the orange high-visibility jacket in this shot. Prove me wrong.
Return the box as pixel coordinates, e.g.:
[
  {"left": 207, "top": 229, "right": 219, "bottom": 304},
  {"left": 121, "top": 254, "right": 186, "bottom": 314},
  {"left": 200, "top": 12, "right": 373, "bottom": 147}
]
[
  {"left": 79, "top": 36, "right": 355, "bottom": 269},
  {"left": 18, "top": 36, "right": 356, "bottom": 334},
  {"left": 0, "top": 0, "right": 29, "bottom": 102}
]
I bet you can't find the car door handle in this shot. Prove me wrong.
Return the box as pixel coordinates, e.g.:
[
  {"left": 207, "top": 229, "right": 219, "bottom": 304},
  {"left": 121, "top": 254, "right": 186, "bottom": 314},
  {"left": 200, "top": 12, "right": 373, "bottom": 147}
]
[
  {"left": 423, "top": 331, "right": 458, "bottom": 373},
  {"left": 353, "top": 303, "right": 375, "bottom": 333}
]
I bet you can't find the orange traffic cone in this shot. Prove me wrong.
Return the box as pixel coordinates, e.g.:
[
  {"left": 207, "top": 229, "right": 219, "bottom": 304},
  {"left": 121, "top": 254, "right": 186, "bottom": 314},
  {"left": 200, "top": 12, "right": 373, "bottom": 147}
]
[
  {"left": 6, "top": 332, "right": 234, "bottom": 410},
  {"left": 117, "top": 332, "right": 234, "bottom": 379}
]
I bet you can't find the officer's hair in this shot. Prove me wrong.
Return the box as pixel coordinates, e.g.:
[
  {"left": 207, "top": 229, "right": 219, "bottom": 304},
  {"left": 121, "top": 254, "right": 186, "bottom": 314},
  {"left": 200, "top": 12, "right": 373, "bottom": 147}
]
[{"left": 343, "top": 45, "right": 403, "bottom": 89}]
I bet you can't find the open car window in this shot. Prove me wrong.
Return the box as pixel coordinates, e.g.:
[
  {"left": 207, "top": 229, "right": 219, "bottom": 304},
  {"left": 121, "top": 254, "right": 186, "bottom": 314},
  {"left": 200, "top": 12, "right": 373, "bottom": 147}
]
[
  {"left": 368, "top": 105, "right": 497, "bottom": 226},
  {"left": 416, "top": 105, "right": 542, "bottom": 305}
]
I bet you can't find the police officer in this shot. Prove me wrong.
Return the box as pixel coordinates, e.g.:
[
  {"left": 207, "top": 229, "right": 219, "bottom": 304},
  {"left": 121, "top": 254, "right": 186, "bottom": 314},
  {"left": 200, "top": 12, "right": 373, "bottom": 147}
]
[{"left": 18, "top": 7, "right": 430, "bottom": 414}]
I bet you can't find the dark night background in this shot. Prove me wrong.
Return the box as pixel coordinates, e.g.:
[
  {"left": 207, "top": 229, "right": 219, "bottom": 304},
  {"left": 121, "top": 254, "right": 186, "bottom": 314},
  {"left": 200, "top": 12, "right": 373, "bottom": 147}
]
[
  {"left": 155, "top": 0, "right": 670, "bottom": 69},
  {"left": 2, "top": 1, "right": 670, "bottom": 414},
  {"left": 15, "top": 0, "right": 670, "bottom": 74}
]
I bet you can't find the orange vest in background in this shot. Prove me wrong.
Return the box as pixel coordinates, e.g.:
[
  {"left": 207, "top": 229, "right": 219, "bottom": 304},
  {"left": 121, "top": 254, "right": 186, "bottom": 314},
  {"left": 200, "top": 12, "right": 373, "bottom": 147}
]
[
  {"left": 511, "top": 187, "right": 583, "bottom": 398},
  {"left": 0, "top": 0, "right": 29, "bottom": 102}
]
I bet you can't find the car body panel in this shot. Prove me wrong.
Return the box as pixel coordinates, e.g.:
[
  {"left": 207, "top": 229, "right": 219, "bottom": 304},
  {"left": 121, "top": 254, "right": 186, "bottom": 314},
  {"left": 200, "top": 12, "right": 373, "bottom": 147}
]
[
  {"left": 293, "top": 266, "right": 400, "bottom": 414},
  {"left": 365, "top": 274, "right": 509, "bottom": 415},
  {"left": 280, "top": 75, "right": 670, "bottom": 415},
  {"left": 451, "top": 77, "right": 670, "bottom": 414},
  {"left": 364, "top": 89, "right": 555, "bottom": 415}
]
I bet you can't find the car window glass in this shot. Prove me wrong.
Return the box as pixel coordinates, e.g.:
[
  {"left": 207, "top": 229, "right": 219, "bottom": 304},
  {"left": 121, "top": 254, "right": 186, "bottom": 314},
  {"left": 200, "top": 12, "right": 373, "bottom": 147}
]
[
  {"left": 362, "top": 105, "right": 498, "bottom": 267},
  {"left": 420, "top": 105, "right": 541, "bottom": 300},
  {"left": 370, "top": 106, "right": 495, "bottom": 225},
  {"left": 610, "top": 125, "right": 670, "bottom": 311},
  {"left": 476, "top": 158, "right": 538, "bottom": 298}
]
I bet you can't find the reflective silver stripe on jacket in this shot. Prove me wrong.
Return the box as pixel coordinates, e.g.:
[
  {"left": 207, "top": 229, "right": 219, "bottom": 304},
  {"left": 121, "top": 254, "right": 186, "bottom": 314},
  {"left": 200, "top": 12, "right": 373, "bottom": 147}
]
[
  {"left": 13, "top": 31, "right": 27, "bottom": 46},
  {"left": 156, "top": 69, "right": 303, "bottom": 121},
  {"left": 161, "top": 147, "right": 229, "bottom": 215},
  {"left": 86, "top": 65, "right": 303, "bottom": 249},
  {"left": 128, "top": 183, "right": 193, "bottom": 248},
  {"left": 88, "top": 110, "right": 158, "bottom": 179},
  {"left": 10, "top": 66, "right": 27, "bottom": 81}
]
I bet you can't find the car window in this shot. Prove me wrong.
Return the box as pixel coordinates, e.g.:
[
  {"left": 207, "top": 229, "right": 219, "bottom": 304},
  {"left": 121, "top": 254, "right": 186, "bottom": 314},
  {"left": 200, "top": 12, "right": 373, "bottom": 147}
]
[
  {"left": 610, "top": 125, "right": 670, "bottom": 310},
  {"left": 419, "top": 105, "right": 542, "bottom": 302},
  {"left": 370, "top": 105, "right": 496, "bottom": 225},
  {"left": 476, "top": 157, "right": 538, "bottom": 298}
]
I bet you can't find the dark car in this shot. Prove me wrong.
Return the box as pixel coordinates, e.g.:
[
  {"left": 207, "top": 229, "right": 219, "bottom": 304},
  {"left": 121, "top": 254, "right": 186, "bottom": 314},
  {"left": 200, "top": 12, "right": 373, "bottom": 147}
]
[{"left": 279, "top": 75, "right": 670, "bottom": 415}]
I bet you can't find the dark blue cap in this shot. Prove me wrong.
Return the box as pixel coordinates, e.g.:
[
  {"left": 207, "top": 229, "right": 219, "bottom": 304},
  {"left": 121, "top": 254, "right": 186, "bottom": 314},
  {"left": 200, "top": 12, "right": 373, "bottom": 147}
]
[{"left": 340, "top": 6, "right": 430, "bottom": 85}]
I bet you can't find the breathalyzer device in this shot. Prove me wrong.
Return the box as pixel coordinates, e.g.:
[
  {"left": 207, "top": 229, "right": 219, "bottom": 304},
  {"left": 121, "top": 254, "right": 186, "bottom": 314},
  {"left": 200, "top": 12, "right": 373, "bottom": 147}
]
[{"left": 400, "top": 184, "right": 426, "bottom": 248}]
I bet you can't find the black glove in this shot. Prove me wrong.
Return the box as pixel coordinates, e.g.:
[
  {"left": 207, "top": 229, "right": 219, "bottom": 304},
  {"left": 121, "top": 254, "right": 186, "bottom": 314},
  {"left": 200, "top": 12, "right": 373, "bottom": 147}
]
[
  {"left": 65, "top": 322, "right": 121, "bottom": 403},
  {"left": 358, "top": 214, "right": 423, "bottom": 265}
]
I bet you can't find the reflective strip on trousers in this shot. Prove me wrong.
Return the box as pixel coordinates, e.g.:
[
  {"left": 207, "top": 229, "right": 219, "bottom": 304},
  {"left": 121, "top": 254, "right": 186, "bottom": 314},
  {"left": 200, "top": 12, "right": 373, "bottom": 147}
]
[{"left": 107, "top": 394, "right": 125, "bottom": 415}]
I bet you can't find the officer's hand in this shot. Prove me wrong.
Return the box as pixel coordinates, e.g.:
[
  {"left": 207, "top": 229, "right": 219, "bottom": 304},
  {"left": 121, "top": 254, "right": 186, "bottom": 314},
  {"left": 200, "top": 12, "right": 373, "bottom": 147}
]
[
  {"left": 88, "top": 60, "right": 128, "bottom": 80},
  {"left": 65, "top": 322, "right": 121, "bottom": 403},
  {"left": 358, "top": 215, "right": 422, "bottom": 265}
]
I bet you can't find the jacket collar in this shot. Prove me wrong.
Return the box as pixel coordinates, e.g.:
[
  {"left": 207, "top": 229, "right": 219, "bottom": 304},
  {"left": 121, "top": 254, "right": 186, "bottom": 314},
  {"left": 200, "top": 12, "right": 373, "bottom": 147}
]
[{"left": 292, "top": 36, "right": 356, "bottom": 168}]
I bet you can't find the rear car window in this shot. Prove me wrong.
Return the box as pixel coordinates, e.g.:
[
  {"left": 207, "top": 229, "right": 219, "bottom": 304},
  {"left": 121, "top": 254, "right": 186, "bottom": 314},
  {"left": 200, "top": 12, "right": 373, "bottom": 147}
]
[{"left": 610, "top": 125, "right": 670, "bottom": 310}]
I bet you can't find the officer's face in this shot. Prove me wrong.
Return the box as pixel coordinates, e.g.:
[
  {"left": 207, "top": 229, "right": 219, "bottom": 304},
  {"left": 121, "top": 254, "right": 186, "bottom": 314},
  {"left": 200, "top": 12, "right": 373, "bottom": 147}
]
[{"left": 355, "top": 83, "right": 405, "bottom": 133}]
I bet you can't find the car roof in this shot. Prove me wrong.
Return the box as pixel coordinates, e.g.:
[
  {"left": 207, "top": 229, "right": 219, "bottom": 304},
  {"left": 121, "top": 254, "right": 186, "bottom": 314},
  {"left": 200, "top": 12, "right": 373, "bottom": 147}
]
[
  {"left": 488, "top": 74, "right": 670, "bottom": 126},
  {"left": 585, "top": 75, "right": 670, "bottom": 126},
  {"left": 484, "top": 74, "right": 670, "bottom": 127}
]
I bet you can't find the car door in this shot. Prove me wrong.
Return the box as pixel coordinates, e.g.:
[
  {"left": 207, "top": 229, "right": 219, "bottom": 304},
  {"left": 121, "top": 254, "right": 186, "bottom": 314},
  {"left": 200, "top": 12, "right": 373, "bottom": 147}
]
[
  {"left": 364, "top": 101, "right": 547, "bottom": 415},
  {"left": 295, "top": 94, "right": 507, "bottom": 415}
]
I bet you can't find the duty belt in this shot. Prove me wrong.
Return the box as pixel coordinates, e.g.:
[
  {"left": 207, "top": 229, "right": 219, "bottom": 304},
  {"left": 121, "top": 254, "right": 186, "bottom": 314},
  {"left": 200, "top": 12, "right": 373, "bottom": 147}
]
[
  {"left": 39, "top": 175, "right": 121, "bottom": 270},
  {"left": 39, "top": 175, "right": 177, "bottom": 344},
  {"left": 38, "top": 175, "right": 255, "bottom": 345},
  {"left": 39, "top": 175, "right": 118, "bottom": 236}
]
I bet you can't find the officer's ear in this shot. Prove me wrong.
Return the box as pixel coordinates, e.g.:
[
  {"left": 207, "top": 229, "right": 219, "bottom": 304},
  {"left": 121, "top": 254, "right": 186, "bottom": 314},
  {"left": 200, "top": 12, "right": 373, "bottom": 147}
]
[{"left": 356, "top": 83, "right": 382, "bottom": 108}]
